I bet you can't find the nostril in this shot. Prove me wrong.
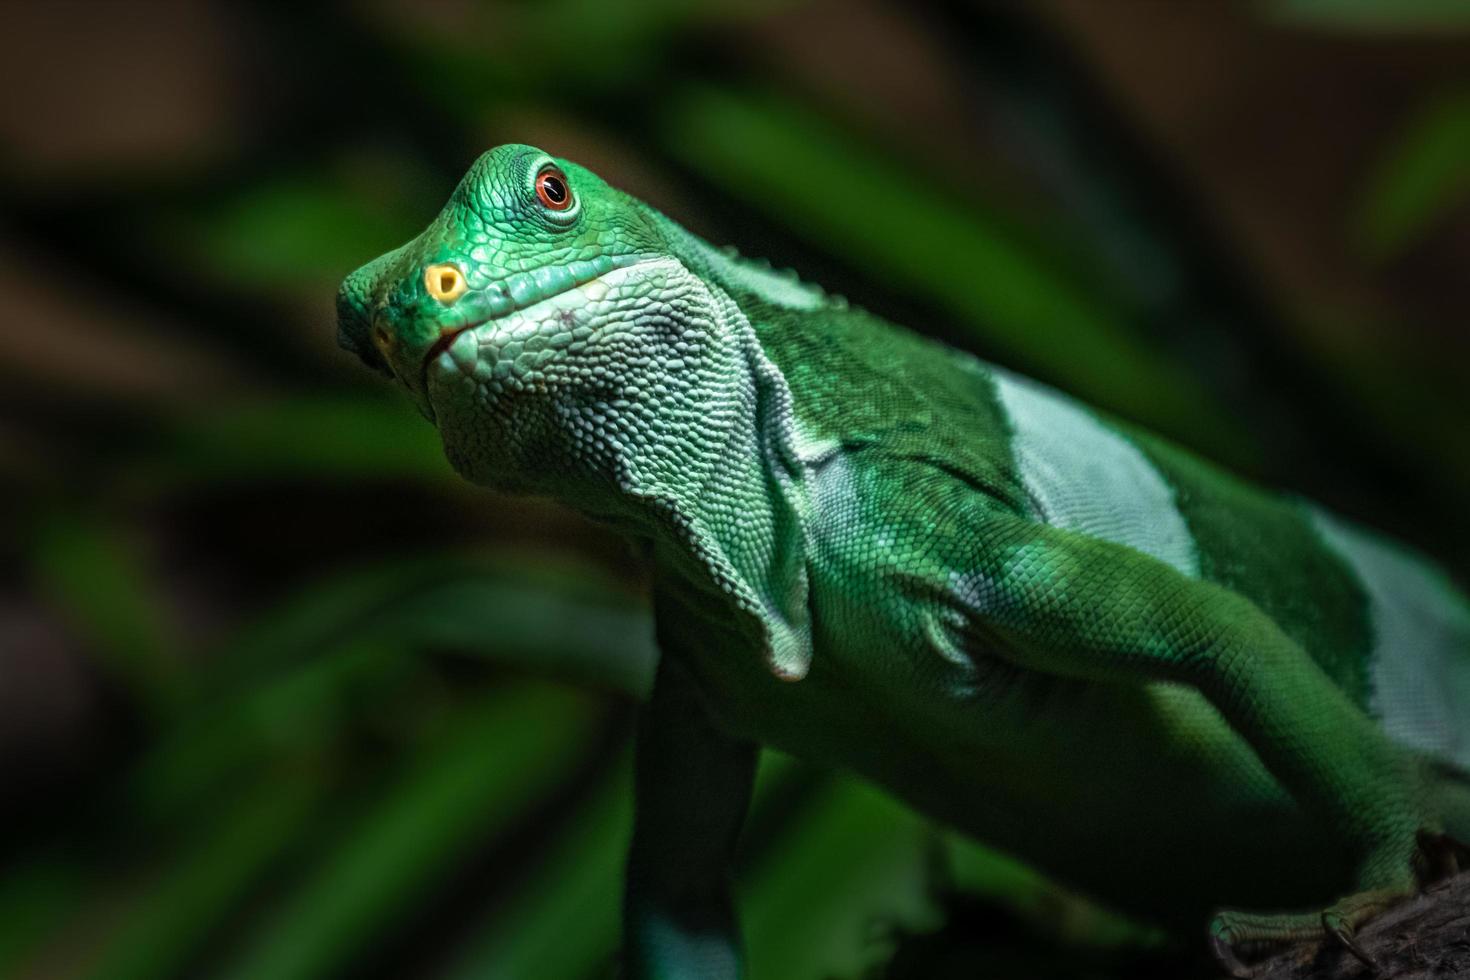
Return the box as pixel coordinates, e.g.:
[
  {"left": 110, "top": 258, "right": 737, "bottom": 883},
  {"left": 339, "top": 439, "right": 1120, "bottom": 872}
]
[{"left": 336, "top": 272, "right": 393, "bottom": 377}]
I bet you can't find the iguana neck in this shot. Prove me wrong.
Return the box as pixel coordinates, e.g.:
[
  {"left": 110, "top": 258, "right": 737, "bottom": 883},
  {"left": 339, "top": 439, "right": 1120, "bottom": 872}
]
[{"left": 576, "top": 236, "right": 816, "bottom": 679}]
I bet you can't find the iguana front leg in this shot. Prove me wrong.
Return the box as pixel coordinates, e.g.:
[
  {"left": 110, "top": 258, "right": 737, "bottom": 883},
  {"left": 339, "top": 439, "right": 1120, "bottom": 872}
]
[
  {"left": 954, "top": 510, "right": 1442, "bottom": 968},
  {"left": 624, "top": 653, "right": 756, "bottom": 980}
]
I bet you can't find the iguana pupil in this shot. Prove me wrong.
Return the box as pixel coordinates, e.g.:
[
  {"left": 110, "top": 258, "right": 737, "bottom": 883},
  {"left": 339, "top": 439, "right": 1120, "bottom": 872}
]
[{"left": 536, "top": 169, "right": 570, "bottom": 209}]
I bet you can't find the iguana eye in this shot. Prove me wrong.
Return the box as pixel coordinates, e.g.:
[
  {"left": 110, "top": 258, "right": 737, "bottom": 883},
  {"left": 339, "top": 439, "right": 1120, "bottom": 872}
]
[
  {"left": 424, "top": 263, "right": 467, "bottom": 303},
  {"left": 535, "top": 166, "right": 573, "bottom": 211}
]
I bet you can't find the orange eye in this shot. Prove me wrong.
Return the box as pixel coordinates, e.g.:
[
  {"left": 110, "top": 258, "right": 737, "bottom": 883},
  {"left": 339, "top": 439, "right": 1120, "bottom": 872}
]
[
  {"left": 424, "top": 263, "right": 467, "bottom": 303},
  {"left": 535, "top": 167, "right": 573, "bottom": 211}
]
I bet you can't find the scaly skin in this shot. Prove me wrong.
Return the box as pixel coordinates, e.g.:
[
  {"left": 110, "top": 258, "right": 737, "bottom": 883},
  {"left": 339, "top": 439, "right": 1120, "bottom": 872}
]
[{"left": 338, "top": 145, "right": 1470, "bottom": 978}]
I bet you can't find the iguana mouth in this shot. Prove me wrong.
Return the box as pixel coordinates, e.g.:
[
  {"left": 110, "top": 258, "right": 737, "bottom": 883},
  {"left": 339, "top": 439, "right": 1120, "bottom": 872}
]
[
  {"left": 418, "top": 254, "right": 653, "bottom": 387},
  {"left": 421, "top": 319, "right": 483, "bottom": 375}
]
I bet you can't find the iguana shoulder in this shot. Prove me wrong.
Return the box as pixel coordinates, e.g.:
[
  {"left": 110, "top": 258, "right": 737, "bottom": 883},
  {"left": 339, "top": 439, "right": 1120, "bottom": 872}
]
[{"left": 664, "top": 224, "right": 1033, "bottom": 518}]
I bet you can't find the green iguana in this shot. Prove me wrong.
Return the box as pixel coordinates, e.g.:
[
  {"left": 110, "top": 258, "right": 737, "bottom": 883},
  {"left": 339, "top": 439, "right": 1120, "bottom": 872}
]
[{"left": 336, "top": 145, "right": 1470, "bottom": 978}]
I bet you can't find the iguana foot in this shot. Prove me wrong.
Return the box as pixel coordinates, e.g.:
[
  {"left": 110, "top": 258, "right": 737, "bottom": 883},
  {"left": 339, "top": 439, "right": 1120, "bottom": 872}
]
[
  {"left": 1207, "top": 831, "right": 1470, "bottom": 978},
  {"left": 1207, "top": 907, "right": 1348, "bottom": 978},
  {"left": 1208, "top": 891, "right": 1398, "bottom": 978}
]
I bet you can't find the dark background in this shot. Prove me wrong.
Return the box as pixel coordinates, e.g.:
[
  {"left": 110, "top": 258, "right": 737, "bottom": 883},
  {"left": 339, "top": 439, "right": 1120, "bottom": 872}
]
[{"left": 2, "top": 2, "right": 1468, "bottom": 978}]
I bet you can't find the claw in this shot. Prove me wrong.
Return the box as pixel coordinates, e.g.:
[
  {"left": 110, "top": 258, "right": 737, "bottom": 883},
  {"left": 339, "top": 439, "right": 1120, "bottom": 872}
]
[
  {"left": 1322, "top": 911, "right": 1381, "bottom": 976},
  {"left": 1208, "top": 927, "right": 1255, "bottom": 979},
  {"left": 1206, "top": 859, "right": 1423, "bottom": 977}
]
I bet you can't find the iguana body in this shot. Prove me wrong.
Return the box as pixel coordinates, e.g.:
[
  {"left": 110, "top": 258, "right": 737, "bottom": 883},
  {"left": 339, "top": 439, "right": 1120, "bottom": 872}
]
[{"left": 338, "top": 145, "right": 1470, "bottom": 977}]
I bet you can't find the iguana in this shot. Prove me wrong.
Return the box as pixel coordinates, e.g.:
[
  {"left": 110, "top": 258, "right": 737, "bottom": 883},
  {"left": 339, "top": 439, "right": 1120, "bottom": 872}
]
[{"left": 336, "top": 144, "right": 1470, "bottom": 978}]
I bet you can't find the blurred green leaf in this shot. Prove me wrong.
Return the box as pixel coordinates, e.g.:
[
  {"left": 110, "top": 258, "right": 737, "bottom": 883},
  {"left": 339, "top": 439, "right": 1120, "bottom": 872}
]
[
  {"left": 1266, "top": 0, "right": 1470, "bottom": 32},
  {"left": 1289, "top": 305, "right": 1470, "bottom": 502},
  {"left": 741, "top": 773, "right": 942, "bottom": 980},
  {"left": 509, "top": 0, "right": 792, "bottom": 84},
  {"left": 941, "top": 835, "right": 1158, "bottom": 949},
  {"left": 442, "top": 751, "right": 633, "bottom": 980},
  {"left": 378, "top": 568, "right": 655, "bottom": 694},
  {"left": 1354, "top": 91, "right": 1470, "bottom": 260},
  {"left": 378, "top": 0, "right": 794, "bottom": 99},
  {"left": 78, "top": 768, "right": 324, "bottom": 980},
  {"left": 204, "top": 550, "right": 653, "bottom": 691},
  {"left": 30, "top": 510, "right": 187, "bottom": 718},
  {"left": 127, "top": 552, "right": 652, "bottom": 829},
  {"left": 134, "top": 394, "right": 452, "bottom": 490},
  {"left": 153, "top": 156, "right": 439, "bottom": 291},
  {"left": 214, "top": 683, "right": 604, "bottom": 980},
  {"left": 126, "top": 642, "right": 400, "bottom": 828},
  {"left": 0, "top": 860, "right": 84, "bottom": 978}
]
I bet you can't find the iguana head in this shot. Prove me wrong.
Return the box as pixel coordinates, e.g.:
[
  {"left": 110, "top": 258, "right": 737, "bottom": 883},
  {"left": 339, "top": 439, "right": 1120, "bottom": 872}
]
[
  {"left": 337, "top": 144, "right": 732, "bottom": 500},
  {"left": 339, "top": 143, "right": 825, "bottom": 679}
]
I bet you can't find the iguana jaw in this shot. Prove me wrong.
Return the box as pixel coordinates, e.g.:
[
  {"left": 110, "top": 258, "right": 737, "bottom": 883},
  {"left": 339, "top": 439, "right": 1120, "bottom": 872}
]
[
  {"left": 419, "top": 256, "right": 676, "bottom": 424},
  {"left": 417, "top": 254, "right": 653, "bottom": 395}
]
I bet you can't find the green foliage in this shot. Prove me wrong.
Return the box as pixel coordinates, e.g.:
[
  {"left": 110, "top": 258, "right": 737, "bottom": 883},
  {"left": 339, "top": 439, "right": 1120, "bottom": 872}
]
[
  {"left": 442, "top": 754, "right": 632, "bottom": 980},
  {"left": 217, "top": 685, "right": 604, "bottom": 980},
  {"left": 1267, "top": 0, "right": 1470, "bottom": 32},
  {"left": 80, "top": 768, "right": 323, "bottom": 980},
  {"left": 176, "top": 178, "right": 417, "bottom": 290},
  {"left": 146, "top": 395, "right": 454, "bottom": 489},
  {"left": 1354, "top": 91, "right": 1470, "bottom": 261},
  {"left": 30, "top": 510, "right": 188, "bottom": 719}
]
